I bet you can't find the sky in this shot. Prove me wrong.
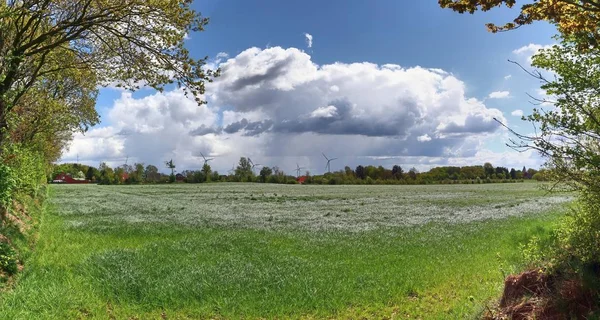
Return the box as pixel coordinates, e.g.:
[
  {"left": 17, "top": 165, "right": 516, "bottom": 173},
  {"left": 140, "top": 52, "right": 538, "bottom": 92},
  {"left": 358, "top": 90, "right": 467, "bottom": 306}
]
[{"left": 61, "top": 0, "right": 559, "bottom": 175}]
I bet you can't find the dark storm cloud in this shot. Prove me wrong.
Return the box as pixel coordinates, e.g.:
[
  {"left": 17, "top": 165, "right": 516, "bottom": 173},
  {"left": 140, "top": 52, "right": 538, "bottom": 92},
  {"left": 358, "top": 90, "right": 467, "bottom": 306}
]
[
  {"left": 243, "top": 119, "right": 274, "bottom": 136},
  {"left": 223, "top": 118, "right": 249, "bottom": 134},
  {"left": 190, "top": 119, "right": 274, "bottom": 137},
  {"left": 227, "top": 56, "right": 294, "bottom": 91},
  {"left": 270, "top": 99, "right": 422, "bottom": 137}
]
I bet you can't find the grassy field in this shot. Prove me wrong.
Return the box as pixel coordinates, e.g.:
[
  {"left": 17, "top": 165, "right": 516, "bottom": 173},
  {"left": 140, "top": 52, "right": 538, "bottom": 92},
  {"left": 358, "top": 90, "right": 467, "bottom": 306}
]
[{"left": 0, "top": 183, "right": 571, "bottom": 319}]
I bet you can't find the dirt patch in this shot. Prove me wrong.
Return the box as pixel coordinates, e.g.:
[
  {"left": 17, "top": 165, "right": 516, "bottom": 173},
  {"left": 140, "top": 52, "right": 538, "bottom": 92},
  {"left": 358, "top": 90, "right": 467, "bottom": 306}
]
[
  {"left": 4, "top": 200, "right": 32, "bottom": 234},
  {"left": 485, "top": 268, "right": 597, "bottom": 319}
]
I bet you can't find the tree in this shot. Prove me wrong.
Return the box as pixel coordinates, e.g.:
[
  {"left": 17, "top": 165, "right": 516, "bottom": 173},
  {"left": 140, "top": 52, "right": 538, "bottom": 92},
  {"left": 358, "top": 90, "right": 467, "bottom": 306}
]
[
  {"left": 355, "top": 165, "right": 366, "bottom": 179},
  {"left": 211, "top": 171, "right": 220, "bottom": 182},
  {"left": 165, "top": 159, "right": 176, "bottom": 183},
  {"left": 144, "top": 165, "right": 160, "bottom": 183},
  {"left": 259, "top": 166, "right": 273, "bottom": 183},
  {"left": 510, "top": 168, "right": 517, "bottom": 179},
  {"left": 344, "top": 166, "right": 354, "bottom": 177},
  {"left": 438, "top": 0, "right": 600, "bottom": 49},
  {"left": 0, "top": 1, "right": 217, "bottom": 151},
  {"left": 408, "top": 167, "right": 418, "bottom": 180},
  {"left": 392, "top": 165, "right": 404, "bottom": 179},
  {"left": 505, "top": 38, "right": 600, "bottom": 192},
  {"left": 202, "top": 163, "right": 212, "bottom": 182},
  {"left": 98, "top": 162, "right": 114, "bottom": 185},
  {"left": 85, "top": 166, "right": 98, "bottom": 181},
  {"left": 483, "top": 162, "right": 494, "bottom": 177},
  {"left": 235, "top": 157, "right": 253, "bottom": 182}
]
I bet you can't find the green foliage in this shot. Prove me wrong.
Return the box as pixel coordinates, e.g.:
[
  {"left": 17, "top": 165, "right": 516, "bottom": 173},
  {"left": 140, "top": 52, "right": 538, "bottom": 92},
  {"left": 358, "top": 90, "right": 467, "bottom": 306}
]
[
  {"left": 0, "top": 241, "right": 17, "bottom": 276},
  {"left": 2, "top": 145, "right": 46, "bottom": 197},
  {"left": 202, "top": 163, "right": 212, "bottom": 182},
  {"left": 235, "top": 157, "right": 254, "bottom": 181},
  {"left": 259, "top": 166, "right": 272, "bottom": 183},
  {"left": 538, "top": 193, "right": 600, "bottom": 269},
  {"left": 0, "top": 164, "right": 16, "bottom": 210}
]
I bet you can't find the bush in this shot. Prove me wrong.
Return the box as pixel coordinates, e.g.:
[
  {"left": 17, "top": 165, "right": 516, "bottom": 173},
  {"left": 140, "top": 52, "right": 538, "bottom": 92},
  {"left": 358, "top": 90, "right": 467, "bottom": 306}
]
[
  {"left": 0, "top": 164, "right": 16, "bottom": 211},
  {"left": 2, "top": 145, "right": 46, "bottom": 197},
  {"left": 524, "top": 192, "right": 600, "bottom": 272},
  {"left": 0, "top": 241, "right": 18, "bottom": 276}
]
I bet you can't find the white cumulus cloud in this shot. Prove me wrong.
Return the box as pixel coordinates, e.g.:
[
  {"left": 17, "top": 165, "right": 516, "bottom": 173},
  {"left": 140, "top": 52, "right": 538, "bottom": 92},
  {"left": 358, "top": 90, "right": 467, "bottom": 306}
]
[
  {"left": 488, "top": 91, "right": 510, "bottom": 99},
  {"left": 417, "top": 134, "right": 432, "bottom": 142},
  {"left": 511, "top": 109, "right": 524, "bottom": 117},
  {"left": 513, "top": 43, "right": 553, "bottom": 63}
]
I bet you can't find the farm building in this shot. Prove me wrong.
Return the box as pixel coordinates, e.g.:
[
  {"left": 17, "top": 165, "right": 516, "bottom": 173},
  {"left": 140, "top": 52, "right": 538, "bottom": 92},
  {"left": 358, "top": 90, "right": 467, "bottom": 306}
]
[
  {"left": 52, "top": 173, "right": 90, "bottom": 184},
  {"left": 296, "top": 176, "right": 307, "bottom": 184}
]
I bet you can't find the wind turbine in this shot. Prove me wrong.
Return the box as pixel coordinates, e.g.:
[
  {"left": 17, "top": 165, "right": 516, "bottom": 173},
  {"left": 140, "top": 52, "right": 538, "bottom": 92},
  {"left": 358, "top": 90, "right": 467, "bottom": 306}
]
[
  {"left": 200, "top": 152, "right": 214, "bottom": 166},
  {"left": 322, "top": 153, "right": 337, "bottom": 173},
  {"left": 295, "top": 163, "right": 305, "bottom": 178},
  {"left": 228, "top": 164, "right": 235, "bottom": 175},
  {"left": 248, "top": 158, "right": 262, "bottom": 173}
]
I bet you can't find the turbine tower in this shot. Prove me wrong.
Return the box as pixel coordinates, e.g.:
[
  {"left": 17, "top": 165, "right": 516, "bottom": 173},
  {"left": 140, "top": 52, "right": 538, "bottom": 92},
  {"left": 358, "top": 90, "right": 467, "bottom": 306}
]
[
  {"left": 295, "top": 163, "right": 305, "bottom": 178},
  {"left": 228, "top": 164, "right": 235, "bottom": 175},
  {"left": 322, "top": 153, "right": 337, "bottom": 173},
  {"left": 200, "top": 152, "right": 214, "bottom": 166}
]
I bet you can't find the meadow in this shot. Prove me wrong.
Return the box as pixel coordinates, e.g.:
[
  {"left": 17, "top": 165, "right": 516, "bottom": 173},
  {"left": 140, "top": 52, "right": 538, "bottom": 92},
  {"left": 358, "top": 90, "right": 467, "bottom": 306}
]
[{"left": 0, "top": 183, "right": 572, "bottom": 319}]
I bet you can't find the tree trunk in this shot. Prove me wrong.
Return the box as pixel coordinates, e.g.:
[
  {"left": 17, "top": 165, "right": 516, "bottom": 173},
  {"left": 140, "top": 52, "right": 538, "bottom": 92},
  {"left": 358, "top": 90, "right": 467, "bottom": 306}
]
[{"left": 0, "top": 101, "right": 6, "bottom": 156}]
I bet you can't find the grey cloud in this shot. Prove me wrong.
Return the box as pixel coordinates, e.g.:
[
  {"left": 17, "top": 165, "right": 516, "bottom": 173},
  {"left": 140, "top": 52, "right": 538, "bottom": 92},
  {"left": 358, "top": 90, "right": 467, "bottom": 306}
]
[
  {"left": 223, "top": 118, "right": 249, "bottom": 134},
  {"left": 190, "top": 125, "right": 222, "bottom": 136},
  {"left": 439, "top": 114, "right": 500, "bottom": 135},
  {"left": 191, "top": 119, "right": 274, "bottom": 137},
  {"left": 243, "top": 119, "right": 273, "bottom": 136},
  {"left": 271, "top": 99, "right": 421, "bottom": 137},
  {"left": 227, "top": 56, "right": 294, "bottom": 91}
]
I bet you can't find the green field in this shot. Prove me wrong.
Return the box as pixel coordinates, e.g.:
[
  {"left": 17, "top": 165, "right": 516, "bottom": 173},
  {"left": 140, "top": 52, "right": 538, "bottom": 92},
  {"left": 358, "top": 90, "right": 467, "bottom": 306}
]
[{"left": 0, "top": 183, "right": 571, "bottom": 319}]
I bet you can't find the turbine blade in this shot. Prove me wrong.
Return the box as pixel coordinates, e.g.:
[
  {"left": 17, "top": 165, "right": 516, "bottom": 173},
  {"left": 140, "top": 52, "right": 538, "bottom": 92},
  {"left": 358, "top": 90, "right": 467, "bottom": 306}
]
[{"left": 322, "top": 153, "right": 329, "bottom": 160}]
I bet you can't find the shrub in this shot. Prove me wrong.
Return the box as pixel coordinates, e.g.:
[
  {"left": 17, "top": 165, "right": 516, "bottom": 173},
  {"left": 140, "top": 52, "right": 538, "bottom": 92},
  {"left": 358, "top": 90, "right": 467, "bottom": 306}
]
[
  {"left": 0, "top": 242, "right": 18, "bottom": 276},
  {"left": 524, "top": 191, "right": 600, "bottom": 272},
  {"left": 0, "top": 164, "right": 17, "bottom": 211},
  {"left": 2, "top": 145, "right": 46, "bottom": 197}
]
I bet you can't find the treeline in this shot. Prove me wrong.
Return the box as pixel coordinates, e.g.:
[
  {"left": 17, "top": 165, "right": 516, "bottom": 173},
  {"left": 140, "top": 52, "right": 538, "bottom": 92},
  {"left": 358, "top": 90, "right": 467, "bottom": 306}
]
[
  {"left": 53, "top": 159, "right": 548, "bottom": 185},
  {"left": 303, "top": 163, "right": 546, "bottom": 185}
]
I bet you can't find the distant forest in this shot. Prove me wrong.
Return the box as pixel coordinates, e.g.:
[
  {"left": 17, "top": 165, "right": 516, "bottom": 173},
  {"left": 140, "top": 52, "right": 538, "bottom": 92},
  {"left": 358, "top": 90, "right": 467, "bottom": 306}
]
[{"left": 52, "top": 158, "right": 547, "bottom": 185}]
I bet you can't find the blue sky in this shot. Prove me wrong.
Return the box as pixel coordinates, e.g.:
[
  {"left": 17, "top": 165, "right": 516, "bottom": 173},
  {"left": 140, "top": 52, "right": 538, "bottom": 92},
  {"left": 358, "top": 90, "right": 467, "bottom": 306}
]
[{"left": 69, "top": 1, "right": 558, "bottom": 174}]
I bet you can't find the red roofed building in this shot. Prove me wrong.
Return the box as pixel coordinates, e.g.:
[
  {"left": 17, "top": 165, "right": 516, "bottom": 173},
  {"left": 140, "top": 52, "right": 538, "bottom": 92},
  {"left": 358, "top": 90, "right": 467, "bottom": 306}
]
[
  {"left": 53, "top": 173, "right": 90, "bottom": 184},
  {"left": 296, "top": 176, "right": 307, "bottom": 184}
]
